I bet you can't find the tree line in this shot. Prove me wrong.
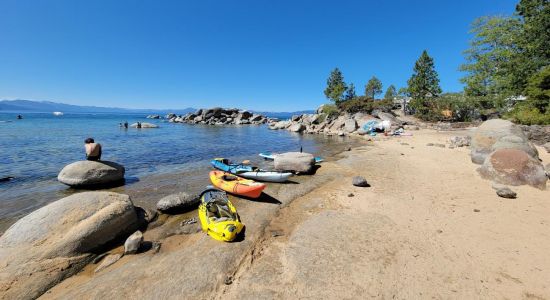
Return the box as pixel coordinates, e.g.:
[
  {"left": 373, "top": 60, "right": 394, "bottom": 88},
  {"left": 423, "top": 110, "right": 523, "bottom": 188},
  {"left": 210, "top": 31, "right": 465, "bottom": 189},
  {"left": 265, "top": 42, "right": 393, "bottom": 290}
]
[{"left": 323, "top": 0, "right": 549, "bottom": 125}]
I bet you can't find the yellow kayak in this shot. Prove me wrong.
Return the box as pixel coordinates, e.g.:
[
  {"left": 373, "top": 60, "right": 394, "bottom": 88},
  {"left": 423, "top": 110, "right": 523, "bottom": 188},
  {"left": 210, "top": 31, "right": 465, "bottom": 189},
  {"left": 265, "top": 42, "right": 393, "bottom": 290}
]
[{"left": 198, "top": 188, "right": 244, "bottom": 242}]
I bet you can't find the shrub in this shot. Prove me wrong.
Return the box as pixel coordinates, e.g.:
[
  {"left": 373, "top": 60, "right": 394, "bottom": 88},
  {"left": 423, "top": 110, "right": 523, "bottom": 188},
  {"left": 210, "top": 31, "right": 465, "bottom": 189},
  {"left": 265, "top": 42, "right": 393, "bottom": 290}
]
[
  {"left": 505, "top": 103, "right": 550, "bottom": 125},
  {"left": 338, "top": 96, "right": 393, "bottom": 114},
  {"left": 321, "top": 104, "right": 339, "bottom": 118}
]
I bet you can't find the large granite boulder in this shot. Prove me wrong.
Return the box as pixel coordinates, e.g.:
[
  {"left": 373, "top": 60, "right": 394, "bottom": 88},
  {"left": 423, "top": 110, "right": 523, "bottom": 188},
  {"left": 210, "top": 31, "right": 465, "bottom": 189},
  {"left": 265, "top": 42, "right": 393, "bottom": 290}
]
[
  {"left": 0, "top": 192, "right": 138, "bottom": 299},
  {"left": 470, "top": 119, "right": 537, "bottom": 164},
  {"left": 344, "top": 118, "right": 358, "bottom": 133},
  {"left": 491, "top": 135, "right": 539, "bottom": 159},
  {"left": 156, "top": 192, "right": 199, "bottom": 213},
  {"left": 288, "top": 123, "right": 305, "bottom": 133},
  {"left": 58, "top": 160, "right": 125, "bottom": 187},
  {"left": 274, "top": 152, "right": 315, "bottom": 173},
  {"left": 478, "top": 148, "right": 547, "bottom": 190}
]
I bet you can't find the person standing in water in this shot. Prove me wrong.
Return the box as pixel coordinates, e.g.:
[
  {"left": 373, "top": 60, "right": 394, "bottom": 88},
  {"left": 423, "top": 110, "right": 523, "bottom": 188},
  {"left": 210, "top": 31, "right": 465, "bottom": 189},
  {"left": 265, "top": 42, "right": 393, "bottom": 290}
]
[
  {"left": 124, "top": 121, "right": 128, "bottom": 129},
  {"left": 84, "top": 138, "right": 102, "bottom": 161}
]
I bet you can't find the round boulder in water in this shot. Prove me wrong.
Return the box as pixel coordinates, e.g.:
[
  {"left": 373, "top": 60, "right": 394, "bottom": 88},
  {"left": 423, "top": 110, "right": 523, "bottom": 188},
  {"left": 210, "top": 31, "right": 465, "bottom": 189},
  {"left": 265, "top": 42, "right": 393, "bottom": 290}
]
[{"left": 58, "top": 160, "right": 125, "bottom": 187}]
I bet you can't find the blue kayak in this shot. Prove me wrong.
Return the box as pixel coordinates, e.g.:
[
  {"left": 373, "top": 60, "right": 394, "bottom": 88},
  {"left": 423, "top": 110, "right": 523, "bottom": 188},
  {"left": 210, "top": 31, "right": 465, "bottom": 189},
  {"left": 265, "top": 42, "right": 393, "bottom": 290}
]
[
  {"left": 210, "top": 158, "right": 293, "bottom": 183},
  {"left": 259, "top": 152, "right": 324, "bottom": 163},
  {"left": 211, "top": 158, "right": 254, "bottom": 173}
]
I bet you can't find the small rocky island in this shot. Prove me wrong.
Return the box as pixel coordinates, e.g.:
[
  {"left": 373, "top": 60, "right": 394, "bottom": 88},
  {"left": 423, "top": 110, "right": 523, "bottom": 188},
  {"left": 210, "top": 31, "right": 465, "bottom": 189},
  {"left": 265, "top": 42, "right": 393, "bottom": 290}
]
[{"left": 162, "top": 108, "right": 271, "bottom": 125}]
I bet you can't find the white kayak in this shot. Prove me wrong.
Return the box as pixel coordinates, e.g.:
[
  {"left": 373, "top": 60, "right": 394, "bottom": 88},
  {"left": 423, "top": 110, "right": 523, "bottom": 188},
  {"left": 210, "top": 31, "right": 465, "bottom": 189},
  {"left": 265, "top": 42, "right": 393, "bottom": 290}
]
[{"left": 237, "top": 170, "right": 293, "bottom": 183}]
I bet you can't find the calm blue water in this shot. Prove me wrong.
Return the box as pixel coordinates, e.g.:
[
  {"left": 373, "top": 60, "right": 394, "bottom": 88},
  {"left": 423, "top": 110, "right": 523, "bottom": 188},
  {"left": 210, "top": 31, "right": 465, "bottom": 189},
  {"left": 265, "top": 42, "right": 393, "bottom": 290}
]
[{"left": 0, "top": 112, "right": 352, "bottom": 231}]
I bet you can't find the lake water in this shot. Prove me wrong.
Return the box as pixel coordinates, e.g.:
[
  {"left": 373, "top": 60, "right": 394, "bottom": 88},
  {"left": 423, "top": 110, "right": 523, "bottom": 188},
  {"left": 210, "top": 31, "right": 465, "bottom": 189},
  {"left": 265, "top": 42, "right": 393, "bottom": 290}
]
[{"left": 0, "top": 112, "right": 357, "bottom": 232}]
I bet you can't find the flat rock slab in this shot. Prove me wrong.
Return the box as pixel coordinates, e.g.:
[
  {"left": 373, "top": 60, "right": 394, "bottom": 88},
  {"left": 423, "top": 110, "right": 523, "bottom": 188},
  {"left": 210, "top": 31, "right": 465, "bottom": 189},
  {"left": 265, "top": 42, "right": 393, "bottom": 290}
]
[
  {"left": 0, "top": 191, "right": 138, "bottom": 299},
  {"left": 58, "top": 160, "right": 125, "bottom": 187}
]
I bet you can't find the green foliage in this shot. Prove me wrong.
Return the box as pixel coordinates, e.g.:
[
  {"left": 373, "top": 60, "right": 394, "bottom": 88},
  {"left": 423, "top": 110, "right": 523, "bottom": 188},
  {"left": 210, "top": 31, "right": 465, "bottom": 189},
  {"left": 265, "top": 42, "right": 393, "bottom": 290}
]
[
  {"left": 344, "top": 83, "right": 357, "bottom": 101},
  {"left": 338, "top": 96, "right": 393, "bottom": 114},
  {"left": 384, "top": 84, "right": 397, "bottom": 100},
  {"left": 324, "top": 68, "right": 347, "bottom": 105},
  {"left": 459, "top": 16, "right": 522, "bottom": 96},
  {"left": 364, "top": 76, "right": 383, "bottom": 99},
  {"left": 524, "top": 65, "right": 550, "bottom": 113},
  {"left": 505, "top": 66, "right": 550, "bottom": 125},
  {"left": 505, "top": 104, "right": 550, "bottom": 125},
  {"left": 407, "top": 50, "right": 442, "bottom": 100},
  {"left": 461, "top": 0, "right": 549, "bottom": 97},
  {"left": 320, "top": 104, "right": 340, "bottom": 119}
]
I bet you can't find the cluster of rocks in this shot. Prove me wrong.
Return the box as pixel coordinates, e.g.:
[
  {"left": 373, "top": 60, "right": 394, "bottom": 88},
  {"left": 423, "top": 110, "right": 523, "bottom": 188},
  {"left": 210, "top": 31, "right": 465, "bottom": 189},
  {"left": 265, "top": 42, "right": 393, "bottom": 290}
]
[
  {"left": 0, "top": 192, "right": 142, "bottom": 299},
  {"left": 268, "top": 106, "right": 407, "bottom": 136},
  {"left": 470, "top": 119, "right": 547, "bottom": 194},
  {"left": 146, "top": 114, "right": 161, "bottom": 119},
  {"left": 165, "top": 108, "right": 270, "bottom": 126}
]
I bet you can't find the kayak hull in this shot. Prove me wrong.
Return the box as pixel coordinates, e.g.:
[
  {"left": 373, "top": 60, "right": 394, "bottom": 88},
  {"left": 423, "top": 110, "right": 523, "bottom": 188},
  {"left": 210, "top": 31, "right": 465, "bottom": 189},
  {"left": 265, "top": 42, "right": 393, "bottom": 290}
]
[
  {"left": 209, "top": 171, "right": 266, "bottom": 198},
  {"left": 238, "top": 171, "right": 293, "bottom": 183},
  {"left": 212, "top": 158, "right": 293, "bottom": 182},
  {"left": 198, "top": 189, "right": 244, "bottom": 242}
]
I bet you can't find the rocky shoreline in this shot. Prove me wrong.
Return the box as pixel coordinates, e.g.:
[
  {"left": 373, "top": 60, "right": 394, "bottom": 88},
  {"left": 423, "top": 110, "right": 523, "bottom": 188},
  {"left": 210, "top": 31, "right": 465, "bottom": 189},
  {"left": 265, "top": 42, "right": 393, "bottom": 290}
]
[{"left": 149, "top": 108, "right": 272, "bottom": 125}]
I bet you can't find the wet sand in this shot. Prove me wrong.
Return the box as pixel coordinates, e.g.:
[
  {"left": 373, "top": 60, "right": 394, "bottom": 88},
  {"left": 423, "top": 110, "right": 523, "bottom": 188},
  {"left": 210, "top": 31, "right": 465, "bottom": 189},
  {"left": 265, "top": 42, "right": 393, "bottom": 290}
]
[{"left": 42, "top": 129, "right": 550, "bottom": 299}]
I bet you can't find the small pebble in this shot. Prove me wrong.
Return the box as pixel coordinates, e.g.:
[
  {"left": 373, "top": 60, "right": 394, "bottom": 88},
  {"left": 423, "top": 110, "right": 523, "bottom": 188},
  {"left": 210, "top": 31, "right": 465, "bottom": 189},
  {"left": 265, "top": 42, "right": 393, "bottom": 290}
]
[
  {"left": 270, "top": 230, "right": 284, "bottom": 237},
  {"left": 348, "top": 193, "right": 354, "bottom": 197},
  {"left": 181, "top": 218, "right": 197, "bottom": 226},
  {"left": 473, "top": 209, "right": 480, "bottom": 212},
  {"left": 152, "top": 241, "right": 162, "bottom": 253},
  {"left": 224, "top": 276, "right": 233, "bottom": 285}
]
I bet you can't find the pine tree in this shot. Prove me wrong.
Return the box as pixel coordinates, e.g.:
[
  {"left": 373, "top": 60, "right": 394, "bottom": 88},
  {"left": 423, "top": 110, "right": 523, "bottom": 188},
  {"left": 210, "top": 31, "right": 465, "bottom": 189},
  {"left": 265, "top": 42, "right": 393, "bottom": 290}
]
[
  {"left": 384, "top": 85, "right": 397, "bottom": 100},
  {"left": 324, "top": 68, "right": 347, "bottom": 104},
  {"left": 407, "top": 50, "right": 442, "bottom": 120},
  {"left": 365, "top": 76, "right": 383, "bottom": 99},
  {"left": 344, "top": 83, "right": 356, "bottom": 100},
  {"left": 407, "top": 50, "right": 442, "bottom": 100}
]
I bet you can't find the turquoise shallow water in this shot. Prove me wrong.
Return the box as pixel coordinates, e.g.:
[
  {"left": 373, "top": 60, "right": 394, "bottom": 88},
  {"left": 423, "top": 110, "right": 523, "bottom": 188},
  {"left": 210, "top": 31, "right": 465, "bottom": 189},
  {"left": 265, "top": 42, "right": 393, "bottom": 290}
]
[{"left": 0, "top": 112, "right": 353, "bottom": 231}]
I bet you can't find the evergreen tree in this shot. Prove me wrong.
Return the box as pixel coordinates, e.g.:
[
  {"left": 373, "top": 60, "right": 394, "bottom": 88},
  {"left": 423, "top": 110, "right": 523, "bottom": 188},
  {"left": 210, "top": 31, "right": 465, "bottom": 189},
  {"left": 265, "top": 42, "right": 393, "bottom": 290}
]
[
  {"left": 407, "top": 50, "right": 442, "bottom": 119},
  {"left": 384, "top": 84, "right": 397, "bottom": 100},
  {"left": 459, "top": 16, "right": 522, "bottom": 96},
  {"left": 344, "top": 83, "right": 356, "bottom": 100},
  {"left": 407, "top": 50, "right": 442, "bottom": 100},
  {"left": 365, "top": 76, "right": 383, "bottom": 99},
  {"left": 324, "top": 68, "right": 347, "bottom": 104}
]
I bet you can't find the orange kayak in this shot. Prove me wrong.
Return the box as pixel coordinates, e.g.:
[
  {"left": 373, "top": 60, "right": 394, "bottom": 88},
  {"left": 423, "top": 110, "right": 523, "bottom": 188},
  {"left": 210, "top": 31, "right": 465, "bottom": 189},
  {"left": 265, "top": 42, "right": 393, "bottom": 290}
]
[{"left": 209, "top": 170, "right": 266, "bottom": 198}]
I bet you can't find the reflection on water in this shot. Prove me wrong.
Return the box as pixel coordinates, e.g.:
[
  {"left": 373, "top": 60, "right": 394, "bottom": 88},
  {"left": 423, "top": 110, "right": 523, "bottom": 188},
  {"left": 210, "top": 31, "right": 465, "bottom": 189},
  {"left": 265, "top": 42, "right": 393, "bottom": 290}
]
[{"left": 0, "top": 112, "right": 361, "bottom": 232}]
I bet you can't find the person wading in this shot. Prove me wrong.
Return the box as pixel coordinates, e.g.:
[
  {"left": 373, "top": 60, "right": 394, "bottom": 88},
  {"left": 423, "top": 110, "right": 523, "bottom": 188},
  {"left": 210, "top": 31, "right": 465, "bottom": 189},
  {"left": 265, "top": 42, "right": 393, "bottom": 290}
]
[{"left": 84, "top": 138, "right": 102, "bottom": 161}]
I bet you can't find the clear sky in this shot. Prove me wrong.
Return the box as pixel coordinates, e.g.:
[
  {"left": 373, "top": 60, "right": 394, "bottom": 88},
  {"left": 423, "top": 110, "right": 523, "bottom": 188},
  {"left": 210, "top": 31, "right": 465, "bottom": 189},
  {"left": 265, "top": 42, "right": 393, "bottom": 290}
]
[{"left": 0, "top": 0, "right": 518, "bottom": 111}]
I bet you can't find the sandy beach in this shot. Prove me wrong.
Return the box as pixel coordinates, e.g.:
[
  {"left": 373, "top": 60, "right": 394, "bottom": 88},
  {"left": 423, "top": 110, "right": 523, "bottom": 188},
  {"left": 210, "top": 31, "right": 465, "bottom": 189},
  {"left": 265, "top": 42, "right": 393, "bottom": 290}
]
[{"left": 41, "top": 128, "right": 550, "bottom": 299}]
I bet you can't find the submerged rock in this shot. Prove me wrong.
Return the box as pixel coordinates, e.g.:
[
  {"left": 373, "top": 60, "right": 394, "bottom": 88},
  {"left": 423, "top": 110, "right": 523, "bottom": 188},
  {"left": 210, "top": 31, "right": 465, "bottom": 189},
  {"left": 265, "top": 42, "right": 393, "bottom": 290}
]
[
  {"left": 478, "top": 148, "right": 547, "bottom": 189},
  {"left": 274, "top": 152, "right": 315, "bottom": 173},
  {"left": 130, "top": 122, "right": 159, "bottom": 128},
  {"left": 156, "top": 192, "right": 199, "bottom": 213},
  {"left": 0, "top": 192, "right": 138, "bottom": 299},
  {"left": 58, "top": 160, "right": 125, "bottom": 187}
]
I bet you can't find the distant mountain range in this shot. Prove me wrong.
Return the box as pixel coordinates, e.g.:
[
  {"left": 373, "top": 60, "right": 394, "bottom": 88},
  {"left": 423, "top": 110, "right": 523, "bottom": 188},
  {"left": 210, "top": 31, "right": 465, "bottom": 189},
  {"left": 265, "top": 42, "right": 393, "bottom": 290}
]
[
  {"left": 0, "top": 100, "right": 195, "bottom": 115},
  {"left": 0, "top": 99, "right": 314, "bottom": 117}
]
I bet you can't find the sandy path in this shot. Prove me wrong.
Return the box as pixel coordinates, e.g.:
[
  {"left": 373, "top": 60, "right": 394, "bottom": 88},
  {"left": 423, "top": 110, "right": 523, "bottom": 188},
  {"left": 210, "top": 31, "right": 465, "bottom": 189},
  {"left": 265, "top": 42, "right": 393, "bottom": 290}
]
[{"left": 219, "top": 130, "right": 550, "bottom": 299}]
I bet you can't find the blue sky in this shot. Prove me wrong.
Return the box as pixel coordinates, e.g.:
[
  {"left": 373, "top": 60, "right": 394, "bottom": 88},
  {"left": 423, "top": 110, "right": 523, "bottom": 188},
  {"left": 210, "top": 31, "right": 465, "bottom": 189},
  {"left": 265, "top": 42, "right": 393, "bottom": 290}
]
[{"left": 0, "top": 0, "right": 517, "bottom": 111}]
